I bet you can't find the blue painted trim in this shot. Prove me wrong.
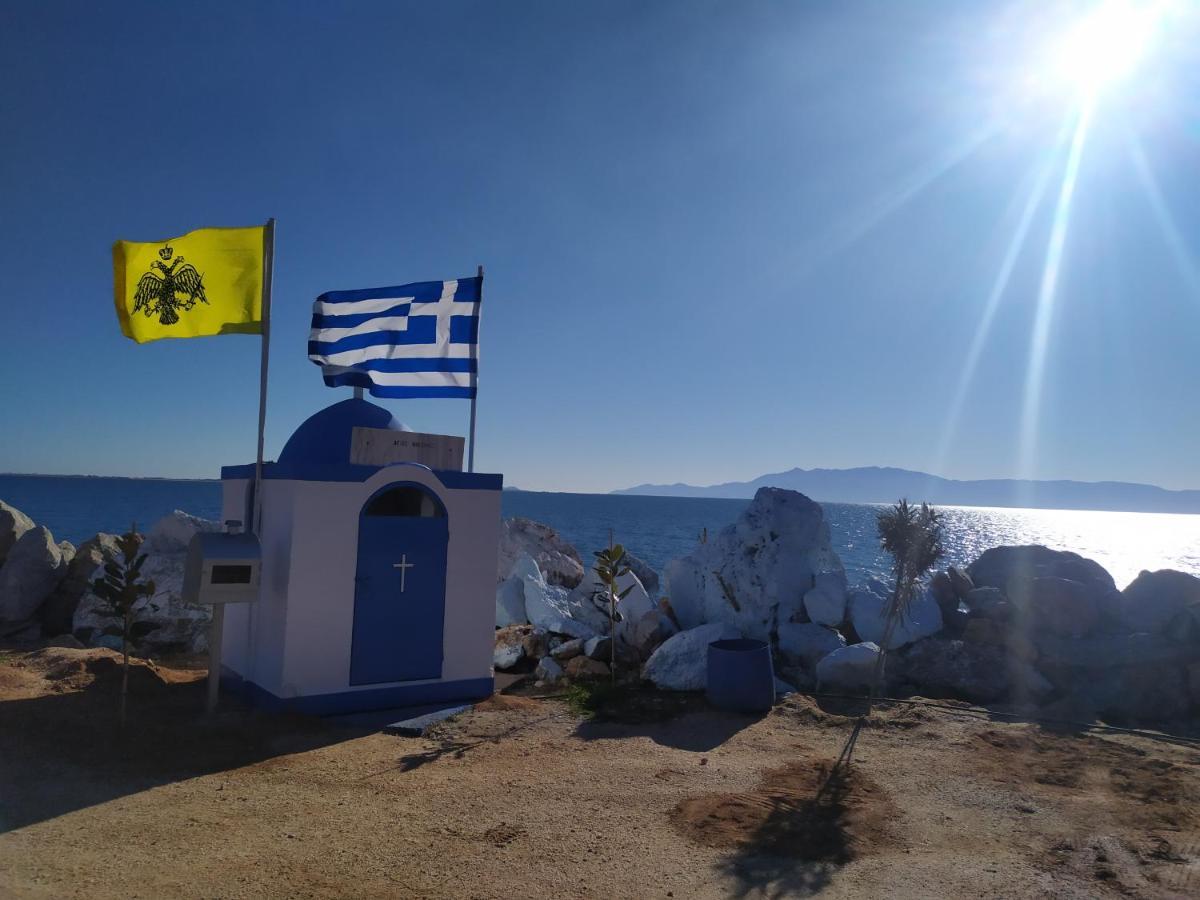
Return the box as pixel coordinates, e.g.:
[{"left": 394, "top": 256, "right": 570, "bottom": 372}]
[
  {"left": 220, "top": 460, "right": 502, "bottom": 491},
  {"left": 437, "top": 469, "right": 503, "bottom": 491},
  {"left": 221, "top": 670, "right": 494, "bottom": 716}
]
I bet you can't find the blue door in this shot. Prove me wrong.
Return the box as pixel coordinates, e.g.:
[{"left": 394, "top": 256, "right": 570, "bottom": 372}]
[{"left": 350, "top": 484, "right": 448, "bottom": 685}]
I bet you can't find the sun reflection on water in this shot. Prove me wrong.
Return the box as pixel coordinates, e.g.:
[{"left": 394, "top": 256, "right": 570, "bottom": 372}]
[{"left": 920, "top": 504, "right": 1200, "bottom": 589}]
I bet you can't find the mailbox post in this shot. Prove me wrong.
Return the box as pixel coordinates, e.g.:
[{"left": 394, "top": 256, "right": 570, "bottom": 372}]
[{"left": 182, "top": 523, "right": 262, "bottom": 712}]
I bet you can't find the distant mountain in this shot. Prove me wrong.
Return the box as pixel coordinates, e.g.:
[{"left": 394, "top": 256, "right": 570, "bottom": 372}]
[{"left": 612, "top": 466, "right": 1200, "bottom": 514}]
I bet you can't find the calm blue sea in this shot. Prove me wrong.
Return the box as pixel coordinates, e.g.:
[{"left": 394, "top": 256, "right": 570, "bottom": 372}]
[{"left": 2, "top": 475, "right": 1198, "bottom": 589}]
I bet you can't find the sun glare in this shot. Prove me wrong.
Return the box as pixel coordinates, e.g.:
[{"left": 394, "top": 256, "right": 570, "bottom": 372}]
[
  {"left": 975, "top": 0, "right": 1194, "bottom": 487},
  {"left": 1050, "top": 1, "right": 1163, "bottom": 98}
]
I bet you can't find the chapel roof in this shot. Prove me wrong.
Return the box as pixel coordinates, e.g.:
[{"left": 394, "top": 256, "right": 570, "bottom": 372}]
[{"left": 278, "top": 398, "right": 412, "bottom": 465}]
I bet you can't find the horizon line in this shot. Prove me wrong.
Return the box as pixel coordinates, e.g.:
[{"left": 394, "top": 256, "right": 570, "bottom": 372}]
[{"left": 3, "top": 462, "right": 1198, "bottom": 496}]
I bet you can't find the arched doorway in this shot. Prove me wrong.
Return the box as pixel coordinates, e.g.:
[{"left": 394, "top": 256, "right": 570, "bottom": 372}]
[{"left": 350, "top": 483, "right": 448, "bottom": 685}]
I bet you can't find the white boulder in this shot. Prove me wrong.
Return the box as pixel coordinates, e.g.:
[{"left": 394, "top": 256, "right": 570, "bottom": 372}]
[
  {"left": 642, "top": 622, "right": 740, "bottom": 691},
  {"left": 0, "top": 526, "right": 70, "bottom": 626},
  {"left": 518, "top": 556, "right": 599, "bottom": 640},
  {"left": 0, "top": 500, "right": 34, "bottom": 568},
  {"left": 509, "top": 553, "right": 541, "bottom": 583},
  {"left": 777, "top": 622, "right": 846, "bottom": 670},
  {"left": 965, "top": 586, "right": 1010, "bottom": 620},
  {"left": 73, "top": 512, "right": 219, "bottom": 654},
  {"left": 584, "top": 635, "right": 612, "bottom": 661},
  {"left": 1117, "top": 569, "right": 1200, "bottom": 635},
  {"left": 664, "top": 488, "right": 844, "bottom": 641},
  {"left": 567, "top": 566, "right": 653, "bottom": 643},
  {"left": 535, "top": 656, "right": 564, "bottom": 683},
  {"left": 967, "top": 545, "right": 1116, "bottom": 596},
  {"left": 526, "top": 587, "right": 595, "bottom": 640},
  {"left": 40, "top": 533, "right": 121, "bottom": 636},
  {"left": 144, "top": 510, "right": 221, "bottom": 554},
  {"left": 493, "top": 639, "right": 524, "bottom": 670},
  {"left": 497, "top": 518, "right": 584, "bottom": 588},
  {"left": 803, "top": 570, "right": 848, "bottom": 627},
  {"left": 564, "top": 655, "right": 611, "bottom": 679},
  {"left": 495, "top": 573, "right": 527, "bottom": 627},
  {"left": 613, "top": 572, "right": 657, "bottom": 644},
  {"left": 848, "top": 579, "right": 943, "bottom": 650},
  {"left": 522, "top": 627, "right": 550, "bottom": 660},
  {"left": 627, "top": 606, "right": 679, "bottom": 659},
  {"left": 551, "top": 638, "right": 584, "bottom": 661},
  {"left": 815, "top": 642, "right": 881, "bottom": 692},
  {"left": 899, "top": 638, "right": 1053, "bottom": 704},
  {"left": 624, "top": 552, "right": 660, "bottom": 596}
]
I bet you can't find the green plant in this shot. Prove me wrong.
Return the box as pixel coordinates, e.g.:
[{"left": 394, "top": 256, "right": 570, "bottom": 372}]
[
  {"left": 564, "top": 680, "right": 618, "bottom": 718},
  {"left": 592, "top": 533, "right": 635, "bottom": 683},
  {"left": 872, "top": 499, "right": 944, "bottom": 702},
  {"left": 90, "top": 524, "right": 156, "bottom": 725},
  {"left": 564, "top": 680, "right": 695, "bottom": 723},
  {"left": 834, "top": 499, "right": 946, "bottom": 772}
]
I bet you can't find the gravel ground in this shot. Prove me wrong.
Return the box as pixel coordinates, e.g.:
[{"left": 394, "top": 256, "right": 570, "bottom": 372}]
[{"left": 1, "top": 647, "right": 1199, "bottom": 899}]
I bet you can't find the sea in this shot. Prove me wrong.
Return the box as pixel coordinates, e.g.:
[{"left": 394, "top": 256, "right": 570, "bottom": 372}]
[{"left": 2, "top": 474, "right": 1198, "bottom": 589}]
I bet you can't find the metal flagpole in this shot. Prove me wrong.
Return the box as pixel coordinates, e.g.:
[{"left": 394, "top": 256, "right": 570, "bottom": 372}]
[
  {"left": 251, "top": 218, "right": 275, "bottom": 536},
  {"left": 212, "top": 217, "right": 273, "bottom": 715},
  {"left": 468, "top": 264, "right": 482, "bottom": 473}
]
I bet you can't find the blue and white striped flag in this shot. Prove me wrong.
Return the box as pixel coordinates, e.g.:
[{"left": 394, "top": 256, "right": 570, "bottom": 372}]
[{"left": 307, "top": 276, "right": 481, "bottom": 398}]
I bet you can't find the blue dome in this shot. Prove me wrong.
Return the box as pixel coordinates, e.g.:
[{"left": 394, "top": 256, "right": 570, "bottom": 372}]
[{"left": 279, "top": 399, "right": 411, "bottom": 465}]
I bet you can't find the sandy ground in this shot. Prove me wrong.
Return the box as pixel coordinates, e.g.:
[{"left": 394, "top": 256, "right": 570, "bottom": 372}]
[{"left": 1, "top": 647, "right": 1199, "bottom": 899}]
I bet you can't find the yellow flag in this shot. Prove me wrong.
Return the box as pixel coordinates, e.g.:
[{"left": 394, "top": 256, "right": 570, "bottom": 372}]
[{"left": 113, "top": 225, "right": 265, "bottom": 343}]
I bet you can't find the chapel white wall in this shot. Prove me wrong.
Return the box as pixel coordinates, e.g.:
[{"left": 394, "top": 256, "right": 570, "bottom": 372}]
[
  {"left": 220, "top": 477, "right": 296, "bottom": 695},
  {"left": 277, "top": 465, "right": 500, "bottom": 697},
  {"left": 222, "top": 464, "right": 500, "bottom": 701}
]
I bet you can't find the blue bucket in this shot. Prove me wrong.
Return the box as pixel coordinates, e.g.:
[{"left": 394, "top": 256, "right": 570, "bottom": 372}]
[{"left": 706, "top": 638, "right": 775, "bottom": 713}]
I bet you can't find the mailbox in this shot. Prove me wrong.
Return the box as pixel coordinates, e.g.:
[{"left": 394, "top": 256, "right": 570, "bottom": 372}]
[{"left": 183, "top": 531, "right": 262, "bottom": 605}]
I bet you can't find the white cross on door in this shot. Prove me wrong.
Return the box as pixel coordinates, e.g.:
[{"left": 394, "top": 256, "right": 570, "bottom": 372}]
[{"left": 393, "top": 554, "right": 415, "bottom": 592}]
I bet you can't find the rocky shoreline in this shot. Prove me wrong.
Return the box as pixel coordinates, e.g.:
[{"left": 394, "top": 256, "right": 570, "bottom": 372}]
[
  {"left": 496, "top": 488, "right": 1200, "bottom": 725},
  {"left": 0, "top": 500, "right": 219, "bottom": 655},
  {"left": 3, "top": 489, "right": 1199, "bottom": 724}
]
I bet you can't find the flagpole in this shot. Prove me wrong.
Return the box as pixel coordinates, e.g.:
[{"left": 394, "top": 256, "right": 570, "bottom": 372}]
[
  {"left": 252, "top": 218, "right": 275, "bottom": 536},
  {"left": 221, "top": 217, "right": 273, "bottom": 715},
  {"left": 468, "top": 264, "right": 482, "bottom": 473}
]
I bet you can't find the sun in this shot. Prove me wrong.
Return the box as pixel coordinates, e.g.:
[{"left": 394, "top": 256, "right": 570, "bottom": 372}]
[{"left": 1050, "top": 1, "right": 1164, "bottom": 98}]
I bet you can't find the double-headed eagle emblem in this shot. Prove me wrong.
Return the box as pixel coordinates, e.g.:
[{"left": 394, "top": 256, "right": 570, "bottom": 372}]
[{"left": 133, "top": 245, "right": 208, "bottom": 325}]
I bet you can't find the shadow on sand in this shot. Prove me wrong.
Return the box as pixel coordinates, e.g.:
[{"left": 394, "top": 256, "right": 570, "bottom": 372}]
[
  {"left": 713, "top": 772, "right": 851, "bottom": 898},
  {"left": 0, "top": 659, "right": 361, "bottom": 833},
  {"left": 693, "top": 762, "right": 883, "bottom": 899},
  {"left": 570, "top": 689, "right": 767, "bottom": 752},
  {"left": 384, "top": 711, "right": 559, "bottom": 775}
]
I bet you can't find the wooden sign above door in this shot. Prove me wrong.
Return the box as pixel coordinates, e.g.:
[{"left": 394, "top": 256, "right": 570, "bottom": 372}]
[{"left": 349, "top": 426, "right": 465, "bottom": 471}]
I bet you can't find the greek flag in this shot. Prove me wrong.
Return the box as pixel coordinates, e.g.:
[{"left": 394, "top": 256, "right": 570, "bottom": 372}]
[{"left": 307, "top": 277, "right": 481, "bottom": 398}]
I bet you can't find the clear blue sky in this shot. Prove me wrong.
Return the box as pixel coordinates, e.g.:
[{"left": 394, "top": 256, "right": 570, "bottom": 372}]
[{"left": 2, "top": 0, "right": 1197, "bottom": 492}]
